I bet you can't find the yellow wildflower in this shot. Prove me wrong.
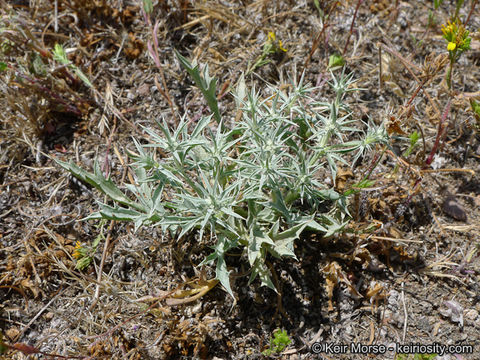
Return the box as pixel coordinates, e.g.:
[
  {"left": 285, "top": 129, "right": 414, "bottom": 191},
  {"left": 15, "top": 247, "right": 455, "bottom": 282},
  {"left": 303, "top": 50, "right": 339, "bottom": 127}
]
[
  {"left": 73, "top": 241, "right": 83, "bottom": 259},
  {"left": 441, "top": 21, "right": 455, "bottom": 37},
  {"left": 447, "top": 42, "right": 456, "bottom": 51},
  {"left": 267, "top": 31, "right": 287, "bottom": 52}
]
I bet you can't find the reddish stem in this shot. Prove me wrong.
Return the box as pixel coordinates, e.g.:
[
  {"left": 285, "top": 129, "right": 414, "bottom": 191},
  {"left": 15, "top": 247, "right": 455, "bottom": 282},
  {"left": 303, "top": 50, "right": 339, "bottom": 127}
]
[
  {"left": 465, "top": 0, "right": 477, "bottom": 26},
  {"left": 425, "top": 100, "right": 451, "bottom": 167},
  {"left": 10, "top": 65, "right": 82, "bottom": 116},
  {"left": 343, "top": 0, "right": 363, "bottom": 56}
]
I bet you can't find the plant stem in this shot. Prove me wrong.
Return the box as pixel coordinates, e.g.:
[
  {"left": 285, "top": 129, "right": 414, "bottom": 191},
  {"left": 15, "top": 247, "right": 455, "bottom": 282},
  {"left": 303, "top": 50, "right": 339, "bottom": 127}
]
[
  {"left": 343, "top": 0, "right": 363, "bottom": 56},
  {"left": 465, "top": 0, "right": 478, "bottom": 25},
  {"left": 447, "top": 60, "right": 453, "bottom": 90},
  {"left": 453, "top": 0, "right": 464, "bottom": 21},
  {"left": 425, "top": 99, "right": 451, "bottom": 167}
]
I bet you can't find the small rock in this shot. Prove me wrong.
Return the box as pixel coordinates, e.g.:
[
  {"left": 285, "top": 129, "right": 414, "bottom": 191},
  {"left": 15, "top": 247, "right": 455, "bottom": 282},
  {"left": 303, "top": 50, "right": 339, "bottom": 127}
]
[
  {"left": 417, "top": 316, "right": 433, "bottom": 332},
  {"left": 465, "top": 309, "right": 478, "bottom": 321},
  {"left": 442, "top": 195, "right": 467, "bottom": 221},
  {"left": 136, "top": 83, "right": 150, "bottom": 96},
  {"left": 439, "top": 300, "right": 464, "bottom": 327}
]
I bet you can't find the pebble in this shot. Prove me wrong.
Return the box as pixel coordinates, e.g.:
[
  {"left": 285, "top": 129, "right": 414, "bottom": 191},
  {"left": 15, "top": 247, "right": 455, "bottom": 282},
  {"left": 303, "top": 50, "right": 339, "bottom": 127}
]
[
  {"left": 465, "top": 309, "right": 478, "bottom": 321},
  {"left": 442, "top": 195, "right": 467, "bottom": 221}
]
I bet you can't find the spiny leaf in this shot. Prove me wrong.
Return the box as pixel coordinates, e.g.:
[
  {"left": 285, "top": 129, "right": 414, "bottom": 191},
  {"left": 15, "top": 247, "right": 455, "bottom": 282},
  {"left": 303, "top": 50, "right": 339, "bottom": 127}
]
[
  {"left": 54, "top": 158, "right": 147, "bottom": 213},
  {"left": 174, "top": 49, "right": 221, "bottom": 124}
]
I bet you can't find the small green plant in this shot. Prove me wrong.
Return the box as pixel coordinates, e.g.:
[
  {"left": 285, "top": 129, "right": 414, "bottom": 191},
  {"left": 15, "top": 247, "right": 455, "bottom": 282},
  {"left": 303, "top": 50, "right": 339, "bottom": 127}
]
[
  {"left": 403, "top": 131, "right": 420, "bottom": 158},
  {"left": 246, "top": 31, "right": 287, "bottom": 75},
  {"left": 441, "top": 19, "right": 471, "bottom": 89},
  {"left": 427, "top": 10, "right": 437, "bottom": 28},
  {"left": 328, "top": 53, "right": 345, "bottom": 70},
  {"left": 52, "top": 43, "right": 92, "bottom": 88},
  {"left": 55, "top": 53, "right": 389, "bottom": 298},
  {"left": 396, "top": 354, "right": 437, "bottom": 360},
  {"left": 470, "top": 99, "right": 480, "bottom": 131},
  {"left": 262, "top": 329, "right": 292, "bottom": 356},
  {"left": 72, "top": 219, "right": 107, "bottom": 270}
]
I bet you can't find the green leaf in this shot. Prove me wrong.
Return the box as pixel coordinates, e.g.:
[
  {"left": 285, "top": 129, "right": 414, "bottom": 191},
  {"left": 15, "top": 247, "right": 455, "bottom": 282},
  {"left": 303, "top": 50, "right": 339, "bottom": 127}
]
[
  {"left": 54, "top": 158, "right": 147, "bottom": 213},
  {"left": 142, "top": 0, "right": 153, "bottom": 13},
  {"left": 234, "top": 73, "right": 247, "bottom": 109},
  {"left": 470, "top": 99, "right": 480, "bottom": 118},
  {"left": 52, "top": 43, "right": 68, "bottom": 63},
  {"left": 272, "top": 329, "right": 291, "bottom": 350},
  {"left": 201, "top": 235, "right": 236, "bottom": 298},
  {"left": 269, "top": 189, "right": 292, "bottom": 222},
  {"left": 320, "top": 214, "right": 349, "bottom": 237},
  {"left": 268, "top": 220, "right": 310, "bottom": 259},
  {"left": 52, "top": 43, "right": 92, "bottom": 87},
  {"left": 0, "top": 62, "right": 6, "bottom": 71},
  {"left": 409, "top": 130, "right": 420, "bottom": 145},
  {"left": 313, "top": 0, "right": 322, "bottom": 15},
  {"left": 247, "top": 224, "right": 275, "bottom": 266},
  {"left": 174, "top": 49, "right": 221, "bottom": 124},
  {"left": 76, "top": 256, "right": 93, "bottom": 270},
  {"left": 250, "top": 259, "right": 276, "bottom": 291},
  {"left": 305, "top": 219, "right": 327, "bottom": 232},
  {"left": 328, "top": 53, "right": 345, "bottom": 69},
  {"left": 343, "top": 178, "right": 375, "bottom": 196},
  {"left": 96, "top": 203, "right": 143, "bottom": 221},
  {"left": 316, "top": 188, "right": 341, "bottom": 201}
]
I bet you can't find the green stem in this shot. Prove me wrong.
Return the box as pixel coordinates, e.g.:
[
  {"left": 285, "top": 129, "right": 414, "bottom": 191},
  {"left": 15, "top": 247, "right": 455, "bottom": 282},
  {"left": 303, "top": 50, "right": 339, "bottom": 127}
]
[
  {"left": 446, "top": 61, "right": 454, "bottom": 90},
  {"left": 453, "top": 0, "right": 464, "bottom": 21}
]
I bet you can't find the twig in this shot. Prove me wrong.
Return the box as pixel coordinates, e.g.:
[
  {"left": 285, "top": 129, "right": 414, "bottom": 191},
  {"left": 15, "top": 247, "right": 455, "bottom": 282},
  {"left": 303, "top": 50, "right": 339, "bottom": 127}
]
[
  {"left": 378, "top": 45, "right": 383, "bottom": 91},
  {"left": 369, "top": 236, "right": 423, "bottom": 244},
  {"left": 421, "top": 168, "right": 475, "bottom": 175},
  {"left": 54, "top": 0, "right": 58, "bottom": 32},
  {"left": 89, "top": 220, "right": 115, "bottom": 311},
  {"left": 343, "top": 0, "right": 363, "bottom": 56},
  {"left": 401, "top": 282, "right": 408, "bottom": 343},
  {"left": 465, "top": 0, "right": 478, "bottom": 26},
  {"left": 425, "top": 99, "right": 451, "bottom": 167},
  {"left": 148, "top": 20, "right": 179, "bottom": 123}
]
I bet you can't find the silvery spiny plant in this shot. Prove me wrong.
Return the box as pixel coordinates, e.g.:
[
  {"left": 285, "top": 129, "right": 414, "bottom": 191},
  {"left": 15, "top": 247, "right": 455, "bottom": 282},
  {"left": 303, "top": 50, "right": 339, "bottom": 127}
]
[{"left": 56, "top": 51, "right": 389, "bottom": 297}]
